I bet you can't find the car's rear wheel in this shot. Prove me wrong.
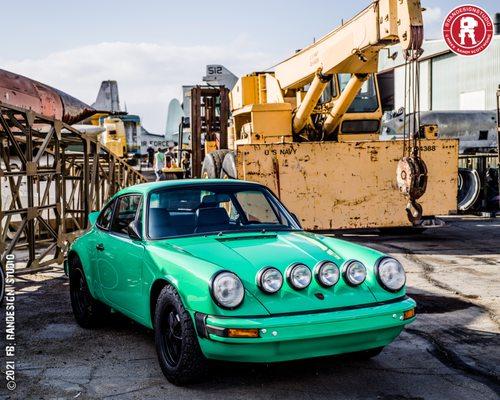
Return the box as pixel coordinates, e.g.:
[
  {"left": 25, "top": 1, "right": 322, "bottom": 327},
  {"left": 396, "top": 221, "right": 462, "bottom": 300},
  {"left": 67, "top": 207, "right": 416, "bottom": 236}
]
[
  {"left": 154, "top": 285, "right": 207, "bottom": 385},
  {"left": 69, "top": 255, "right": 109, "bottom": 328}
]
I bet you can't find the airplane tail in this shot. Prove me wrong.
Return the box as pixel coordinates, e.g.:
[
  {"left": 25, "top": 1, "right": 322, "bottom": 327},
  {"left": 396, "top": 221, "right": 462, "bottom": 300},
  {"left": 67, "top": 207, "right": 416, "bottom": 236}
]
[{"left": 91, "top": 80, "right": 121, "bottom": 113}]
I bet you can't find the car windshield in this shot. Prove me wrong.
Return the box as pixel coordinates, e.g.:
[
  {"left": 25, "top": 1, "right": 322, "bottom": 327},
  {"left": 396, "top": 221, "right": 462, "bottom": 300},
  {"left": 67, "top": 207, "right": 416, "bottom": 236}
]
[{"left": 147, "top": 185, "right": 300, "bottom": 239}]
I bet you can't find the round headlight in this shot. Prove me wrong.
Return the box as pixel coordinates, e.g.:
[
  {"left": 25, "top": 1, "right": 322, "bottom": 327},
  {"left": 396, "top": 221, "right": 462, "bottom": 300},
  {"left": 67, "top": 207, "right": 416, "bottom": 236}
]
[
  {"left": 287, "top": 263, "right": 312, "bottom": 290},
  {"left": 376, "top": 257, "right": 406, "bottom": 292},
  {"left": 315, "top": 261, "right": 340, "bottom": 287},
  {"left": 344, "top": 260, "right": 367, "bottom": 286},
  {"left": 210, "top": 271, "right": 245, "bottom": 309},
  {"left": 257, "top": 267, "right": 283, "bottom": 294}
]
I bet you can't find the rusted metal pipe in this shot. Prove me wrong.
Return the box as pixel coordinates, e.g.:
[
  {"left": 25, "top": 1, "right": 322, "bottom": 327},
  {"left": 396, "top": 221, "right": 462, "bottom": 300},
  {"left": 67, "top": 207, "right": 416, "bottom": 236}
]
[{"left": 0, "top": 68, "right": 96, "bottom": 125}]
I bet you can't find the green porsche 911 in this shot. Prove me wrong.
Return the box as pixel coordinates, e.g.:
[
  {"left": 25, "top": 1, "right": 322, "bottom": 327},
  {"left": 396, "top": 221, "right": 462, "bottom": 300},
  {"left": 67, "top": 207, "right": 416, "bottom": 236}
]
[{"left": 66, "top": 179, "right": 415, "bottom": 385}]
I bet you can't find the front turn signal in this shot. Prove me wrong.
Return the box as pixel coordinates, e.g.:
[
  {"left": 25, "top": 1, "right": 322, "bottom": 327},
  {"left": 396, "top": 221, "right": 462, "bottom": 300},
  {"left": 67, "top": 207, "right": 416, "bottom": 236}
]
[
  {"left": 227, "top": 328, "right": 260, "bottom": 338},
  {"left": 403, "top": 309, "right": 415, "bottom": 320}
]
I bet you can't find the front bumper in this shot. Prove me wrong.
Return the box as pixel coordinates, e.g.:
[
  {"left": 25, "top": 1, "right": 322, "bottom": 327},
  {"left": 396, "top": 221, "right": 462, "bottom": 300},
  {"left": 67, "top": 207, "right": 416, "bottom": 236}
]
[{"left": 195, "top": 296, "right": 416, "bottom": 363}]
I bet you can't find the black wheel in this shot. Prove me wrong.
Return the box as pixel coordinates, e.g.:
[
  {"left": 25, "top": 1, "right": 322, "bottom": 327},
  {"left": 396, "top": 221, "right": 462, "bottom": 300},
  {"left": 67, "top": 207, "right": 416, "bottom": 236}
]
[
  {"left": 220, "top": 151, "right": 237, "bottom": 179},
  {"left": 154, "top": 285, "right": 207, "bottom": 385},
  {"left": 69, "top": 255, "right": 109, "bottom": 328},
  {"left": 457, "top": 168, "right": 481, "bottom": 211},
  {"left": 201, "top": 149, "right": 229, "bottom": 179},
  {"left": 349, "top": 346, "right": 384, "bottom": 360}
]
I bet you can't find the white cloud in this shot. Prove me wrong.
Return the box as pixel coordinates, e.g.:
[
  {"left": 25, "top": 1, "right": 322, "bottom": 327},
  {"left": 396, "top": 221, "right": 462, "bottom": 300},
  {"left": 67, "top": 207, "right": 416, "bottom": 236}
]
[
  {"left": 1, "top": 40, "right": 273, "bottom": 133},
  {"left": 422, "top": 6, "right": 443, "bottom": 39}
]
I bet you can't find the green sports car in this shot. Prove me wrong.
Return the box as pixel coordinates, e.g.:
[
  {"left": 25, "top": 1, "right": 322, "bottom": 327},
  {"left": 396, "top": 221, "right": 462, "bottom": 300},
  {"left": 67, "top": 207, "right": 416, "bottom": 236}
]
[{"left": 66, "top": 179, "right": 416, "bottom": 385}]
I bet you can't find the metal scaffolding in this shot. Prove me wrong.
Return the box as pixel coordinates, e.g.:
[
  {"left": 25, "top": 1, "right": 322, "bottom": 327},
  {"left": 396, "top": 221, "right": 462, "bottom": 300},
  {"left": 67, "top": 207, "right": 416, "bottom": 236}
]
[{"left": 0, "top": 102, "right": 146, "bottom": 274}]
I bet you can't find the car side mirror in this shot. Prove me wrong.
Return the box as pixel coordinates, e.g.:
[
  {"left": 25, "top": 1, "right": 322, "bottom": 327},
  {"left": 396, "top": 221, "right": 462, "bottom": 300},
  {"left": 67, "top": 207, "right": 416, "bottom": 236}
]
[
  {"left": 291, "top": 213, "right": 302, "bottom": 228},
  {"left": 127, "top": 221, "right": 142, "bottom": 240}
]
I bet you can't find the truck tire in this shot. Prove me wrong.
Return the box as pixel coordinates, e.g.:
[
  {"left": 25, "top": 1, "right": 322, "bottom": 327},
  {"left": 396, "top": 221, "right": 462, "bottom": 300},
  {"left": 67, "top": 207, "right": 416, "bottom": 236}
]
[
  {"left": 201, "top": 149, "right": 229, "bottom": 179},
  {"left": 154, "top": 284, "right": 207, "bottom": 385},
  {"left": 458, "top": 168, "right": 481, "bottom": 211},
  {"left": 220, "top": 152, "right": 237, "bottom": 179}
]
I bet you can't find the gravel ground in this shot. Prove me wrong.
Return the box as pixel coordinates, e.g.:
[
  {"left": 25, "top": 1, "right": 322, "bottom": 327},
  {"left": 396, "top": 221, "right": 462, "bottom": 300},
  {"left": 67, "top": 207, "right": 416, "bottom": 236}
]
[{"left": 0, "top": 216, "right": 499, "bottom": 399}]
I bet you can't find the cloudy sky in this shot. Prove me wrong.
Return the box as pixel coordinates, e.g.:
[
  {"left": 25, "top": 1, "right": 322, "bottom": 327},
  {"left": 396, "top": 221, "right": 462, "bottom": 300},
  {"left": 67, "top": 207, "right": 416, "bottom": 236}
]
[{"left": 1, "top": 0, "right": 497, "bottom": 133}]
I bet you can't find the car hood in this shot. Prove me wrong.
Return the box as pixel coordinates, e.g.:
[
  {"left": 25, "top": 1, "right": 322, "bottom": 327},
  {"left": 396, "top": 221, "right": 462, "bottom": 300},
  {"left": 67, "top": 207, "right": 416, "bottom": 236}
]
[{"left": 152, "top": 230, "right": 391, "bottom": 315}]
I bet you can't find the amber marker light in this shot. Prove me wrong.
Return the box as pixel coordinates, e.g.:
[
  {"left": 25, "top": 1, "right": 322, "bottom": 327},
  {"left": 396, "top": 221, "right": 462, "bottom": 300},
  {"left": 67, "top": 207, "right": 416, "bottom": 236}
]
[
  {"left": 403, "top": 309, "right": 415, "bottom": 320},
  {"left": 227, "top": 328, "right": 260, "bottom": 338}
]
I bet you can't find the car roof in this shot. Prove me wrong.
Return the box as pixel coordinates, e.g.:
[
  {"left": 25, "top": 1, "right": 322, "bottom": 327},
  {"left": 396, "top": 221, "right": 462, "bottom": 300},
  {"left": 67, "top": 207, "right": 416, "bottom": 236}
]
[{"left": 113, "top": 179, "right": 265, "bottom": 197}]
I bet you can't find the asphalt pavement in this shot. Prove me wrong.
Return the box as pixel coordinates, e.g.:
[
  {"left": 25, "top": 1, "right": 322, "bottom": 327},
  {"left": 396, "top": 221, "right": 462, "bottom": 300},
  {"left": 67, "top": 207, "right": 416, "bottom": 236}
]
[{"left": 0, "top": 216, "right": 498, "bottom": 399}]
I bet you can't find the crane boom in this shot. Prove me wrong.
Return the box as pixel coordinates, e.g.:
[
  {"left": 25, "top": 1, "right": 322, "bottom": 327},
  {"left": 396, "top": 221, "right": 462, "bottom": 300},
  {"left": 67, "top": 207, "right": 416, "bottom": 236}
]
[{"left": 275, "top": 0, "right": 423, "bottom": 90}]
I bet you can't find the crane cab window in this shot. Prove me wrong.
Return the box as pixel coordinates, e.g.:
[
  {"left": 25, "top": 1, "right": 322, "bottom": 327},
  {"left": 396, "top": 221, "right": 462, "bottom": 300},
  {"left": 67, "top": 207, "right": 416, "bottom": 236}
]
[
  {"left": 339, "top": 74, "right": 379, "bottom": 113},
  {"left": 319, "top": 80, "right": 338, "bottom": 104}
]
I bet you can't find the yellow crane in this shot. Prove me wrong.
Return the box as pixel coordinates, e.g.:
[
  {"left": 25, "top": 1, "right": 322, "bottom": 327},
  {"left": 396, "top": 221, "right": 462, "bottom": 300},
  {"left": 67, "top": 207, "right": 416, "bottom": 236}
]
[{"left": 203, "top": 0, "right": 458, "bottom": 231}]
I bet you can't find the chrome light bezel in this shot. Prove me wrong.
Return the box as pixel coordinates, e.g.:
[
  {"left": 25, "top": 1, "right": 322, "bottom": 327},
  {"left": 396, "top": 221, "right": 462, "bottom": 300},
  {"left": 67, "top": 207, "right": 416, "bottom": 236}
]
[
  {"left": 257, "top": 267, "right": 283, "bottom": 294},
  {"left": 314, "top": 261, "right": 340, "bottom": 288},
  {"left": 209, "top": 270, "right": 245, "bottom": 310},
  {"left": 374, "top": 257, "right": 406, "bottom": 292},
  {"left": 343, "top": 260, "right": 367, "bottom": 286},
  {"left": 286, "top": 263, "right": 312, "bottom": 290}
]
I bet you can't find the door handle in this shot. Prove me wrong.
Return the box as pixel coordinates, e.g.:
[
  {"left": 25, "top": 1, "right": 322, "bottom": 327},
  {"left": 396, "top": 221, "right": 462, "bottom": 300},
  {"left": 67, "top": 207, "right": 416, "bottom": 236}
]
[{"left": 96, "top": 243, "right": 105, "bottom": 251}]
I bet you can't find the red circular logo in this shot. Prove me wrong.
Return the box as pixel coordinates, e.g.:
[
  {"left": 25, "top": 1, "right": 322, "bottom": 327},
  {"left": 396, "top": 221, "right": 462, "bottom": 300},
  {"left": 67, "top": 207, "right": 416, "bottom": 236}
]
[{"left": 442, "top": 4, "right": 493, "bottom": 56}]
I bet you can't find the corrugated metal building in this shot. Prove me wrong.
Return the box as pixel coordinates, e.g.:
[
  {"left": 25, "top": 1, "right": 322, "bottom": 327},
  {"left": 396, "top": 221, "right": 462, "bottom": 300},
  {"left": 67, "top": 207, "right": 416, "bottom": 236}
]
[{"left": 377, "top": 35, "right": 500, "bottom": 112}]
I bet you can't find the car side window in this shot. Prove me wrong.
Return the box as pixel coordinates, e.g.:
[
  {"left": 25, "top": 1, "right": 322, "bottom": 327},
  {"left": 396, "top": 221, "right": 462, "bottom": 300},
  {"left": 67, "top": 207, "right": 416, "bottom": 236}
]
[
  {"left": 96, "top": 200, "right": 115, "bottom": 230},
  {"left": 110, "top": 195, "right": 142, "bottom": 235}
]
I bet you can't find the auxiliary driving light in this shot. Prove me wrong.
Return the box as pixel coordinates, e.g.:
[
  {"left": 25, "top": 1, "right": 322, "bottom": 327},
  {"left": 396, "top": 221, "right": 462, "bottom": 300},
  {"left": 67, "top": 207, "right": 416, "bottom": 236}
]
[
  {"left": 286, "top": 263, "right": 312, "bottom": 290},
  {"left": 314, "top": 261, "right": 340, "bottom": 287},
  {"left": 257, "top": 267, "right": 283, "bottom": 293},
  {"left": 344, "top": 260, "right": 367, "bottom": 286}
]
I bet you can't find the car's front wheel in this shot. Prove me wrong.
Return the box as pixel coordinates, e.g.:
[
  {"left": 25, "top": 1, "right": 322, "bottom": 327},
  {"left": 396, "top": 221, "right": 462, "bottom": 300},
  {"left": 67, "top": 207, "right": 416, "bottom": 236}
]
[
  {"left": 69, "top": 255, "right": 109, "bottom": 328},
  {"left": 154, "top": 285, "right": 207, "bottom": 385}
]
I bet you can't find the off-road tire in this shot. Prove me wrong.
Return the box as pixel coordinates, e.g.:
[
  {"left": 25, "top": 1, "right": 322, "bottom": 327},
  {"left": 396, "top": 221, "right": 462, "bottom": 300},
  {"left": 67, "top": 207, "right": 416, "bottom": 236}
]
[
  {"left": 154, "top": 285, "right": 207, "bottom": 385},
  {"left": 220, "top": 151, "right": 237, "bottom": 179},
  {"left": 69, "top": 255, "right": 109, "bottom": 328},
  {"left": 201, "top": 149, "right": 229, "bottom": 179}
]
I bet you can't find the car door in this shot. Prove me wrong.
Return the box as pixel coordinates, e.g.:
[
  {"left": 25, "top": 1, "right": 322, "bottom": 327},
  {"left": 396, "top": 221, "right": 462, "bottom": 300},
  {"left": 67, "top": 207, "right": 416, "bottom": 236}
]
[
  {"left": 92, "top": 199, "right": 117, "bottom": 297},
  {"left": 95, "top": 194, "right": 145, "bottom": 317}
]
